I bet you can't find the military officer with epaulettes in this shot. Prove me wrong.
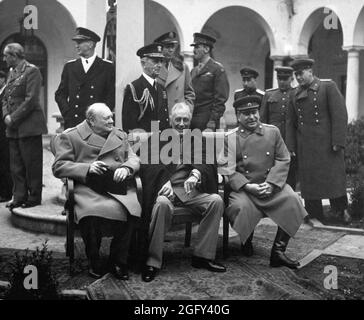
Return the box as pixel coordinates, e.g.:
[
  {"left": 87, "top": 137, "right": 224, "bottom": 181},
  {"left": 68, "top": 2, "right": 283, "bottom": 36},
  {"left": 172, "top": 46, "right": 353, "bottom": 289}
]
[
  {"left": 55, "top": 27, "right": 115, "bottom": 129},
  {"left": 234, "top": 67, "right": 265, "bottom": 102},
  {"left": 260, "top": 66, "right": 297, "bottom": 189}
]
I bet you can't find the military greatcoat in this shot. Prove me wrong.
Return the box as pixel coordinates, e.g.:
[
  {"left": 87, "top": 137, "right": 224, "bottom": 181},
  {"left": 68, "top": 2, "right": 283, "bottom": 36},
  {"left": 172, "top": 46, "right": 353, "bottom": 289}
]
[
  {"left": 286, "top": 77, "right": 348, "bottom": 200},
  {"left": 219, "top": 123, "right": 307, "bottom": 243}
]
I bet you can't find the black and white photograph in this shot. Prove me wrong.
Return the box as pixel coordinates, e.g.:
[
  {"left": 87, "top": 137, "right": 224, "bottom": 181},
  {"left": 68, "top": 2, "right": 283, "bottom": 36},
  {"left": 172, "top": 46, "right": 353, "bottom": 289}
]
[{"left": 0, "top": 0, "right": 363, "bottom": 307}]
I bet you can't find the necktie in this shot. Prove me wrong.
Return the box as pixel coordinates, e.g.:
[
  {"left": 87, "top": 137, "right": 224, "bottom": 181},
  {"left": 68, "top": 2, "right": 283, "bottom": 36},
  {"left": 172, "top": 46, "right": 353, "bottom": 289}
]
[{"left": 85, "top": 59, "right": 88, "bottom": 64}]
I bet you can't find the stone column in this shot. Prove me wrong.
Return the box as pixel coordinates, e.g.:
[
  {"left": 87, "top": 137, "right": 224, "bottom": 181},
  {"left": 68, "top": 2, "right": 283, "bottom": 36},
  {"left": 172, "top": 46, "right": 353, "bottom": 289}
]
[
  {"left": 270, "top": 56, "right": 284, "bottom": 88},
  {"left": 116, "top": 0, "right": 144, "bottom": 128},
  {"left": 343, "top": 46, "right": 363, "bottom": 122}
]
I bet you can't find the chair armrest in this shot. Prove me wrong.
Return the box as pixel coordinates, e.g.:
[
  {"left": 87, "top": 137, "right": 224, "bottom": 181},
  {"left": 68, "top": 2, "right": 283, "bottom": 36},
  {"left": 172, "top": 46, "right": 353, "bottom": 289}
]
[
  {"left": 66, "top": 178, "right": 75, "bottom": 206},
  {"left": 134, "top": 174, "right": 143, "bottom": 206}
]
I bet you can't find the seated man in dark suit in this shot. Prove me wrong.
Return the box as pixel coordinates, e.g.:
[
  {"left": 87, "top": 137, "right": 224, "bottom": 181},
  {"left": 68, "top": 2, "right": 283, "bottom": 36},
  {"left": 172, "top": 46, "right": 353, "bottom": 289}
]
[
  {"left": 52, "top": 103, "right": 141, "bottom": 279},
  {"left": 139, "top": 102, "right": 226, "bottom": 282}
]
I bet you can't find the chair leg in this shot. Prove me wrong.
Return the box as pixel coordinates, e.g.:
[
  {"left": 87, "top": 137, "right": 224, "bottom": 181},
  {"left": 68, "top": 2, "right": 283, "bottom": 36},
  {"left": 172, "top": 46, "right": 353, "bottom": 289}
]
[
  {"left": 223, "top": 214, "right": 229, "bottom": 259},
  {"left": 185, "top": 222, "right": 192, "bottom": 247},
  {"left": 67, "top": 215, "right": 75, "bottom": 275}
]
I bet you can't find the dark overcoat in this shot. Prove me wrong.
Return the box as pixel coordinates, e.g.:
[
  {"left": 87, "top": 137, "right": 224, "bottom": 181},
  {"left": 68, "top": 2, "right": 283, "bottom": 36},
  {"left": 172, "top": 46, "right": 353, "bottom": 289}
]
[
  {"left": 55, "top": 57, "right": 115, "bottom": 129},
  {"left": 191, "top": 58, "right": 229, "bottom": 130},
  {"left": 52, "top": 121, "right": 141, "bottom": 223},
  {"left": 2, "top": 60, "right": 47, "bottom": 138},
  {"left": 122, "top": 76, "right": 170, "bottom": 133},
  {"left": 286, "top": 77, "right": 348, "bottom": 200}
]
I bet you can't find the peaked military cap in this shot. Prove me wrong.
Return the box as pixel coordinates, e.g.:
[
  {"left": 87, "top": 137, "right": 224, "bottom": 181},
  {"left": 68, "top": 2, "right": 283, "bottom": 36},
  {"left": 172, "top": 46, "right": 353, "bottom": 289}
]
[
  {"left": 190, "top": 33, "right": 216, "bottom": 48},
  {"left": 275, "top": 66, "right": 294, "bottom": 78},
  {"left": 290, "top": 58, "right": 315, "bottom": 72},
  {"left": 240, "top": 67, "right": 259, "bottom": 78},
  {"left": 137, "top": 43, "right": 164, "bottom": 58},
  {"left": 233, "top": 95, "right": 262, "bottom": 111},
  {"left": 154, "top": 31, "right": 178, "bottom": 44},
  {"left": 72, "top": 27, "right": 101, "bottom": 42}
]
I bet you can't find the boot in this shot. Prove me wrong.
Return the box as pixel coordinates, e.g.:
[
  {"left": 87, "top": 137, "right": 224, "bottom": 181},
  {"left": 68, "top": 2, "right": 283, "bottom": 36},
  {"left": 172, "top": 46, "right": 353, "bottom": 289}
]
[
  {"left": 241, "top": 231, "right": 254, "bottom": 257},
  {"left": 270, "top": 227, "right": 299, "bottom": 269}
]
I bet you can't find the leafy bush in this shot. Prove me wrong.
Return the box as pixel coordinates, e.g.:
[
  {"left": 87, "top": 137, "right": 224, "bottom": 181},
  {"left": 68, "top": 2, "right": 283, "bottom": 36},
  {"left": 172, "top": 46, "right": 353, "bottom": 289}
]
[
  {"left": 349, "top": 174, "right": 364, "bottom": 220},
  {"left": 345, "top": 117, "right": 364, "bottom": 176},
  {"left": 5, "top": 241, "right": 59, "bottom": 300}
]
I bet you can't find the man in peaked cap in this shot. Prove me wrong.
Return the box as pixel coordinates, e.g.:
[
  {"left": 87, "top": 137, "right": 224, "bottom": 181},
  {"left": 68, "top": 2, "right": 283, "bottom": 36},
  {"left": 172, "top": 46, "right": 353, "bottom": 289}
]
[
  {"left": 260, "top": 66, "right": 297, "bottom": 189},
  {"left": 234, "top": 67, "right": 265, "bottom": 102},
  {"left": 286, "top": 58, "right": 351, "bottom": 224},
  {"left": 153, "top": 31, "right": 195, "bottom": 115},
  {"left": 55, "top": 27, "right": 115, "bottom": 129},
  {"left": 190, "top": 32, "right": 229, "bottom": 131},
  {"left": 122, "top": 43, "right": 170, "bottom": 133},
  {"left": 218, "top": 95, "right": 307, "bottom": 269}
]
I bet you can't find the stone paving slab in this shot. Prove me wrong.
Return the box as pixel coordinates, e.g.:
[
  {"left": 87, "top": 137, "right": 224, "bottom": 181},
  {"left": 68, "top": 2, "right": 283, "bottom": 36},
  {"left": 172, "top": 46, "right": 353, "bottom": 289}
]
[{"left": 323, "top": 235, "right": 364, "bottom": 259}]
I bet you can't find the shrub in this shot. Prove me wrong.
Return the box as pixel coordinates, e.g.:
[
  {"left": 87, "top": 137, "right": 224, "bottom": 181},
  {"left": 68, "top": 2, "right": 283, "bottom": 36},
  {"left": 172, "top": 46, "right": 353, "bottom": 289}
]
[
  {"left": 349, "top": 174, "right": 364, "bottom": 220},
  {"left": 5, "top": 241, "right": 59, "bottom": 300},
  {"left": 345, "top": 117, "right": 364, "bottom": 176}
]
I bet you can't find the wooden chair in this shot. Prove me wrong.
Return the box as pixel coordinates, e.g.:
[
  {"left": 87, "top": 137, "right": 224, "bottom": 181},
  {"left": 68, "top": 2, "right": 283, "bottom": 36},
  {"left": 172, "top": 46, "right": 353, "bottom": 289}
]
[{"left": 64, "top": 176, "right": 230, "bottom": 274}]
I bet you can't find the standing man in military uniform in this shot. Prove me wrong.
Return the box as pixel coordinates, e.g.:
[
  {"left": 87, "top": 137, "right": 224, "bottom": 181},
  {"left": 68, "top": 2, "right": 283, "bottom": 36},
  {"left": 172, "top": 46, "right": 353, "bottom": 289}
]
[
  {"left": 2, "top": 43, "right": 47, "bottom": 209},
  {"left": 55, "top": 27, "right": 115, "bottom": 129},
  {"left": 219, "top": 95, "right": 307, "bottom": 269},
  {"left": 234, "top": 67, "right": 265, "bottom": 101},
  {"left": 260, "top": 66, "right": 297, "bottom": 189},
  {"left": 122, "top": 43, "right": 170, "bottom": 133},
  {"left": 190, "top": 33, "right": 229, "bottom": 131},
  {"left": 286, "top": 58, "right": 350, "bottom": 223}
]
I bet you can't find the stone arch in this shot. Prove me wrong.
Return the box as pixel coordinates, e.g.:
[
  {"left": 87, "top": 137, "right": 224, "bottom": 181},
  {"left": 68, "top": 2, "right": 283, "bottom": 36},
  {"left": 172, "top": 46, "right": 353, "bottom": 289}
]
[
  {"left": 146, "top": 0, "right": 184, "bottom": 47},
  {"left": 200, "top": 5, "right": 274, "bottom": 127},
  {"left": 353, "top": 6, "right": 364, "bottom": 47}
]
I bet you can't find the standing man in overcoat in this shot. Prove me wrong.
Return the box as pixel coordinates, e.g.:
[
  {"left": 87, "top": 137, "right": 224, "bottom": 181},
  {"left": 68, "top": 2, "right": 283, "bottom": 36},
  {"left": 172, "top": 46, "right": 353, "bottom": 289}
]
[
  {"left": 260, "top": 66, "right": 297, "bottom": 189},
  {"left": 190, "top": 33, "right": 229, "bottom": 131},
  {"left": 154, "top": 31, "right": 195, "bottom": 114},
  {"left": 52, "top": 103, "right": 141, "bottom": 279},
  {"left": 2, "top": 43, "right": 47, "bottom": 209},
  {"left": 219, "top": 96, "right": 307, "bottom": 269},
  {"left": 286, "top": 59, "right": 350, "bottom": 223},
  {"left": 122, "top": 43, "right": 170, "bottom": 133},
  {"left": 55, "top": 27, "right": 115, "bottom": 129}
]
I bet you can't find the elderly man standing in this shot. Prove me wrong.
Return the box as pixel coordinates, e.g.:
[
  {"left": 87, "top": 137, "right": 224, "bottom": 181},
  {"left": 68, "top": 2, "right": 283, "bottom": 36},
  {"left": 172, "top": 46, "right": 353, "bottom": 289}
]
[
  {"left": 153, "top": 31, "right": 195, "bottom": 114},
  {"left": 287, "top": 59, "right": 350, "bottom": 223},
  {"left": 55, "top": 27, "right": 115, "bottom": 129},
  {"left": 139, "top": 102, "right": 226, "bottom": 282},
  {"left": 53, "top": 103, "right": 141, "bottom": 279},
  {"left": 122, "top": 43, "right": 170, "bottom": 133},
  {"left": 190, "top": 33, "right": 229, "bottom": 131},
  {"left": 220, "top": 96, "right": 307, "bottom": 269},
  {"left": 2, "top": 43, "right": 47, "bottom": 209}
]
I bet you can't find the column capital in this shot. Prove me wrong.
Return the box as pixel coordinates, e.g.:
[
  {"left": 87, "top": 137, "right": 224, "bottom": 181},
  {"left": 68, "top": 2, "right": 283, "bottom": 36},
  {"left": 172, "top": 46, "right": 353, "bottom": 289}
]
[
  {"left": 342, "top": 45, "right": 364, "bottom": 52},
  {"left": 269, "top": 55, "right": 286, "bottom": 61}
]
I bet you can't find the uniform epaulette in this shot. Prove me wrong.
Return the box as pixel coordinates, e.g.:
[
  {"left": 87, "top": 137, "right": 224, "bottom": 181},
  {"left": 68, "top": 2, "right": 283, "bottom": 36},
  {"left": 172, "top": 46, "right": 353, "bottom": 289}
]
[
  {"left": 63, "top": 127, "right": 76, "bottom": 134},
  {"left": 263, "top": 123, "right": 277, "bottom": 129},
  {"left": 66, "top": 59, "right": 77, "bottom": 64},
  {"left": 256, "top": 89, "right": 265, "bottom": 95},
  {"left": 265, "top": 88, "right": 277, "bottom": 92},
  {"left": 234, "top": 88, "right": 244, "bottom": 93},
  {"left": 225, "top": 127, "right": 239, "bottom": 136},
  {"left": 103, "top": 59, "right": 113, "bottom": 64},
  {"left": 321, "top": 79, "right": 332, "bottom": 82}
]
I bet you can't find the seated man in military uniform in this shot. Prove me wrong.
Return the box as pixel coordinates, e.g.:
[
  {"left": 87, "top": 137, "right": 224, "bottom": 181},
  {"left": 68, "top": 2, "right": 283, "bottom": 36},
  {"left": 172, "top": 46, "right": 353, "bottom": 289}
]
[{"left": 219, "top": 96, "right": 307, "bottom": 269}]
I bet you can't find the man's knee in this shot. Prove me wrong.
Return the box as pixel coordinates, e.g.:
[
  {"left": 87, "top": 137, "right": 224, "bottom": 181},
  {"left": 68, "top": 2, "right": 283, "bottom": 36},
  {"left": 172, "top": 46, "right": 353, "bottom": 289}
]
[{"left": 154, "top": 196, "right": 173, "bottom": 210}]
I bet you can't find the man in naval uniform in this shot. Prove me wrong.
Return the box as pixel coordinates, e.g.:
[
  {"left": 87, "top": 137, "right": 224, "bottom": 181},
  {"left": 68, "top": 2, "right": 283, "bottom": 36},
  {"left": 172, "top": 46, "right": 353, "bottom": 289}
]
[
  {"left": 122, "top": 43, "right": 170, "bottom": 133},
  {"left": 260, "top": 66, "right": 297, "bottom": 189},
  {"left": 234, "top": 67, "right": 265, "bottom": 102},
  {"left": 190, "top": 33, "right": 229, "bottom": 131},
  {"left": 55, "top": 27, "right": 115, "bottom": 129},
  {"left": 219, "top": 95, "right": 307, "bottom": 269},
  {"left": 286, "top": 58, "right": 350, "bottom": 224}
]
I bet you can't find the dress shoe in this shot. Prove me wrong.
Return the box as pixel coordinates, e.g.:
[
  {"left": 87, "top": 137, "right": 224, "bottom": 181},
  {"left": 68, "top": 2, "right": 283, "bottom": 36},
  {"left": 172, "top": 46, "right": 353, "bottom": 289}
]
[
  {"left": 88, "top": 259, "right": 103, "bottom": 279},
  {"left": 0, "top": 196, "right": 12, "bottom": 203},
  {"left": 21, "top": 201, "right": 41, "bottom": 208},
  {"left": 112, "top": 264, "right": 129, "bottom": 281},
  {"left": 6, "top": 200, "right": 24, "bottom": 209},
  {"left": 88, "top": 267, "right": 103, "bottom": 279},
  {"left": 191, "top": 256, "right": 226, "bottom": 273},
  {"left": 241, "top": 241, "right": 254, "bottom": 257},
  {"left": 142, "top": 266, "right": 158, "bottom": 282}
]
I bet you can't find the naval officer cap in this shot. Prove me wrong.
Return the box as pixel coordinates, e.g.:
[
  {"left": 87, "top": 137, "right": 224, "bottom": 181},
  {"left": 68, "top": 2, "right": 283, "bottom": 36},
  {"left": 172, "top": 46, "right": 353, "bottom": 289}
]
[
  {"left": 275, "top": 66, "right": 294, "bottom": 78},
  {"left": 233, "top": 95, "right": 262, "bottom": 111},
  {"left": 72, "top": 27, "right": 101, "bottom": 42},
  {"left": 190, "top": 33, "right": 216, "bottom": 48},
  {"left": 137, "top": 43, "right": 165, "bottom": 59},
  {"left": 290, "top": 58, "right": 315, "bottom": 72},
  {"left": 154, "top": 31, "right": 178, "bottom": 45},
  {"left": 240, "top": 67, "right": 259, "bottom": 79}
]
